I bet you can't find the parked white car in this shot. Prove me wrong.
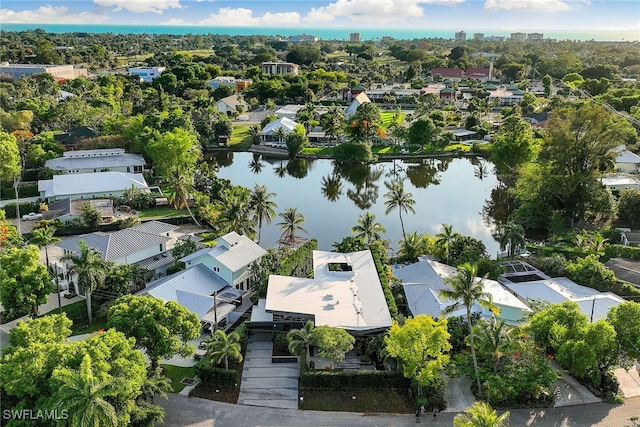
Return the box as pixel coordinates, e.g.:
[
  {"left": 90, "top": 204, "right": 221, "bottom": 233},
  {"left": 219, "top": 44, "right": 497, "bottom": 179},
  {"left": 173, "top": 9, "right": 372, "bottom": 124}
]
[{"left": 22, "top": 212, "right": 43, "bottom": 221}]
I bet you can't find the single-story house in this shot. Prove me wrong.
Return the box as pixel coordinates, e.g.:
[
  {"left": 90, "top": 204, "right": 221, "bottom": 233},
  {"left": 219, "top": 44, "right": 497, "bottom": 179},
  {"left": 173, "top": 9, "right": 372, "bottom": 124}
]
[
  {"left": 252, "top": 250, "right": 392, "bottom": 334},
  {"left": 614, "top": 148, "right": 640, "bottom": 173},
  {"left": 38, "top": 171, "right": 150, "bottom": 202},
  {"left": 259, "top": 117, "right": 299, "bottom": 144},
  {"left": 604, "top": 258, "right": 640, "bottom": 287},
  {"left": 45, "top": 148, "right": 146, "bottom": 175},
  {"left": 53, "top": 126, "right": 98, "bottom": 146},
  {"left": 275, "top": 104, "right": 305, "bottom": 120},
  {"left": 345, "top": 92, "right": 371, "bottom": 120},
  {"left": 600, "top": 174, "right": 640, "bottom": 191},
  {"left": 394, "top": 258, "right": 531, "bottom": 324},
  {"left": 180, "top": 231, "right": 267, "bottom": 292},
  {"left": 216, "top": 95, "right": 248, "bottom": 115},
  {"left": 430, "top": 68, "right": 464, "bottom": 81},
  {"left": 500, "top": 261, "right": 624, "bottom": 322},
  {"left": 43, "top": 198, "right": 115, "bottom": 223}
]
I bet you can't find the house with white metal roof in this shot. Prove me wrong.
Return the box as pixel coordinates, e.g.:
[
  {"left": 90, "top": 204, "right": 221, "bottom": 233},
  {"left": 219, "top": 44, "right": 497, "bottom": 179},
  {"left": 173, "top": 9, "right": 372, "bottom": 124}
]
[
  {"left": 394, "top": 258, "right": 532, "bottom": 324},
  {"left": 499, "top": 260, "right": 624, "bottom": 322},
  {"left": 45, "top": 148, "right": 146, "bottom": 175},
  {"left": 614, "top": 148, "right": 640, "bottom": 173},
  {"left": 38, "top": 171, "right": 150, "bottom": 202},
  {"left": 252, "top": 250, "right": 392, "bottom": 334},
  {"left": 181, "top": 231, "right": 267, "bottom": 292},
  {"left": 259, "top": 117, "right": 299, "bottom": 144}
]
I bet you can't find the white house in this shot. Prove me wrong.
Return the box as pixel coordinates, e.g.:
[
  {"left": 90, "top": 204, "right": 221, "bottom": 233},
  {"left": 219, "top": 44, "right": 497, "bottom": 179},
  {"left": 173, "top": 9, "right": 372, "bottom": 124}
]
[
  {"left": 600, "top": 174, "right": 640, "bottom": 191},
  {"left": 252, "top": 250, "right": 392, "bottom": 334},
  {"left": 45, "top": 148, "right": 146, "bottom": 175},
  {"left": 57, "top": 221, "right": 180, "bottom": 295},
  {"left": 259, "top": 117, "right": 299, "bottom": 144},
  {"left": 344, "top": 92, "right": 371, "bottom": 120},
  {"left": 614, "top": 149, "right": 640, "bottom": 173},
  {"left": 38, "top": 171, "right": 150, "bottom": 202},
  {"left": 275, "top": 104, "right": 305, "bottom": 120},
  {"left": 259, "top": 62, "right": 299, "bottom": 75},
  {"left": 0, "top": 62, "right": 87, "bottom": 80},
  {"left": 394, "top": 258, "right": 532, "bottom": 324},
  {"left": 128, "top": 66, "right": 165, "bottom": 83},
  {"left": 216, "top": 95, "right": 248, "bottom": 115},
  {"left": 180, "top": 232, "right": 267, "bottom": 292}
]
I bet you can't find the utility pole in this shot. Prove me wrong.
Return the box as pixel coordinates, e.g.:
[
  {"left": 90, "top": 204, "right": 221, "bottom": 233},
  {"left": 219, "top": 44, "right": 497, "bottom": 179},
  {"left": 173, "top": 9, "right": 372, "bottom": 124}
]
[{"left": 590, "top": 297, "right": 596, "bottom": 322}]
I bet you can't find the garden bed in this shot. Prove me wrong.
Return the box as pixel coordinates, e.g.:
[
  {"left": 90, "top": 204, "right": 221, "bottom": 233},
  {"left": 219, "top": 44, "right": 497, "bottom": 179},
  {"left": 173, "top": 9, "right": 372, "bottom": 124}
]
[
  {"left": 298, "top": 388, "right": 414, "bottom": 413},
  {"left": 191, "top": 383, "right": 240, "bottom": 404}
]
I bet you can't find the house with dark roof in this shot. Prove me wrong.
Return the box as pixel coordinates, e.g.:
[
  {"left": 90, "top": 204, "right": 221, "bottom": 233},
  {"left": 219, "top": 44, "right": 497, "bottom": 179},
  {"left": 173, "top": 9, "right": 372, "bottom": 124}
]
[
  {"left": 604, "top": 258, "right": 640, "bottom": 288},
  {"left": 53, "top": 126, "right": 98, "bottom": 146},
  {"left": 43, "top": 198, "right": 115, "bottom": 223}
]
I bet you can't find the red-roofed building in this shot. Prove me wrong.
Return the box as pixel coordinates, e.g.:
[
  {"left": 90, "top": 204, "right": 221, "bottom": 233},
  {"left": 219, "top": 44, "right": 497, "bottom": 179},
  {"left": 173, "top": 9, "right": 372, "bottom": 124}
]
[
  {"left": 430, "top": 68, "right": 464, "bottom": 81},
  {"left": 465, "top": 68, "right": 491, "bottom": 82}
]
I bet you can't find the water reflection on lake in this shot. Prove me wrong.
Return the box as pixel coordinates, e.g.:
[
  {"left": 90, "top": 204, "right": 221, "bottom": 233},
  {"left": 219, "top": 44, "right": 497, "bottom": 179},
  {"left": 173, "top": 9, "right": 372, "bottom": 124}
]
[{"left": 210, "top": 152, "right": 500, "bottom": 256}]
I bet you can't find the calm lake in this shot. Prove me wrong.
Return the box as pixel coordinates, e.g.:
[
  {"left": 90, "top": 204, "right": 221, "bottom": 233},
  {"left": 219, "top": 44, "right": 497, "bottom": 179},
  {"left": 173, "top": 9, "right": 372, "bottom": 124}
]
[{"left": 211, "top": 152, "right": 501, "bottom": 256}]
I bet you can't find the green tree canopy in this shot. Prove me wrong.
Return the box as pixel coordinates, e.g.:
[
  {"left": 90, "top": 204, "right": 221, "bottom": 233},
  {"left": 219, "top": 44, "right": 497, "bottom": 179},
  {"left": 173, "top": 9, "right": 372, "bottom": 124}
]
[
  {"left": 312, "top": 325, "right": 355, "bottom": 367},
  {"left": 8, "top": 313, "right": 72, "bottom": 349},
  {"left": 453, "top": 401, "right": 510, "bottom": 427},
  {"left": 0, "top": 245, "right": 53, "bottom": 317},
  {"left": 385, "top": 315, "right": 451, "bottom": 391},
  {"left": 607, "top": 301, "right": 640, "bottom": 362},
  {"left": 145, "top": 127, "right": 200, "bottom": 176},
  {"left": 107, "top": 295, "right": 201, "bottom": 370}
]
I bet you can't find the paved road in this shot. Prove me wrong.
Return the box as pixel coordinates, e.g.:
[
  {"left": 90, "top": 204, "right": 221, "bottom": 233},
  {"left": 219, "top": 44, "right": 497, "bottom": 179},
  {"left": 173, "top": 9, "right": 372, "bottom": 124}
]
[{"left": 161, "top": 394, "right": 640, "bottom": 427}]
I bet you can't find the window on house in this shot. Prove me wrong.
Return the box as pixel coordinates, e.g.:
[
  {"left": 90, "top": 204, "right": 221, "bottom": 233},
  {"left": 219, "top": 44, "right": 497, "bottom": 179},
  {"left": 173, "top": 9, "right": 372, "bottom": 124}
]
[
  {"left": 214, "top": 267, "right": 220, "bottom": 272},
  {"left": 159, "top": 244, "right": 163, "bottom": 252}
]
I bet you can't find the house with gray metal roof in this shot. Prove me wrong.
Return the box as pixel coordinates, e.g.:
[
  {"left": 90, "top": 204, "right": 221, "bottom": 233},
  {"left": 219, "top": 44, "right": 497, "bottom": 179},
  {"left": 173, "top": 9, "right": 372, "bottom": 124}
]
[
  {"left": 181, "top": 231, "right": 267, "bottom": 292},
  {"left": 57, "top": 221, "right": 180, "bottom": 294},
  {"left": 45, "top": 148, "right": 146, "bottom": 175},
  {"left": 38, "top": 171, "right": 150, "bottom": 202},
  {"left": 394, "top": 257, "right": 531, "bottom": 324}
]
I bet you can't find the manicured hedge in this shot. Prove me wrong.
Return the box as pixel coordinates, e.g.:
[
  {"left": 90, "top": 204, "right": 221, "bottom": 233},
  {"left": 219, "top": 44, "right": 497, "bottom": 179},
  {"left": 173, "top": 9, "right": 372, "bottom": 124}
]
[
  {"left": 194, "top": 358, "right": 239, "bottom": 387},
  {"left": 369, "top": 243, "right": 399, "bottom": 319},
  {"left": 2, "top": 201, "right": 42, "bottom": 218},
  {"left": 276, "top": 239, "right": 317, "bottom": 277},
  {"left": 603, "top": 244, "right": 640, "bottom": 261},
  {"left": 300, "top": 370, "right": 409, "bottom": 390}
]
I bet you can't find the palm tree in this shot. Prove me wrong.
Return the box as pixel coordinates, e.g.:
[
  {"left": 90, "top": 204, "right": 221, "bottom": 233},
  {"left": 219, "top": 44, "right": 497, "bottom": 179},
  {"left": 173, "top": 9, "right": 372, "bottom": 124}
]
[
  {"left": 287, "top": 320, "right": 316, "bottom": 369},
  {"left": 320, "top": 105, "right": 345, "bottom": 144},
  {"left": 453, "top": 401, "right": 510, "bottom": 427},
  {"left": 248, "top": 124, "right": 262, "bottom": 144},
  {"left": 30, "top": 225, "right": 60, "bottom": 275},
  {"left": 53, "top": 354, "right": 119, "bottom": 427},
  {"left": 383, "top": 181, "right": 416, "bottom": 241},
  {"left": 61, "top": 240, "right": 107, "bottom": 324},
  {"left": 216, "top": 190, "right": 255, "bottom": 238},
  {"left": 167, "top": 166, "right": 201, "bottom": 227},
  {"left": 435, "top": 223, "right": 458, "bottom": 265},
  {"left": 277, "top": 207, "right": 307, "bottom": 246},
  {"left": 499, "top": 221, "right": 526, "bottom": 259},
  {"left": 474, "top": 316, "right": 514, "bottom": 373},
  {"left": 351, "top": 212, "right": 386, "bottom": 244},
  {"left": 272, "top": 126, "right": 287, "bottom": 144},
  {"left": 204, "top": 329, "right": 243, "bottom": 370},
  {"left": 398, "top": 232, "right": 426, "bottom": 262},
  {"left": 249, "top": 184, "right": 277, "bottom": 245},
  {"left": 440, "top": 263, "right": 500, "bottom": 398}
]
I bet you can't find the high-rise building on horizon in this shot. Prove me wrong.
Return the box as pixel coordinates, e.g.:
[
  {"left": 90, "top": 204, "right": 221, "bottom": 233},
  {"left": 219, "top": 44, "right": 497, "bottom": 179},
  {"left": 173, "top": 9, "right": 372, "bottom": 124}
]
[
  {"left": 473, "top": 33, "right": 485, "bottom": 41},
  {"left": 455, "top": 31, "right": 467, "bottom": 42},
  {"left": 349, "top": 32, "right": 361, "bottom": 43}
]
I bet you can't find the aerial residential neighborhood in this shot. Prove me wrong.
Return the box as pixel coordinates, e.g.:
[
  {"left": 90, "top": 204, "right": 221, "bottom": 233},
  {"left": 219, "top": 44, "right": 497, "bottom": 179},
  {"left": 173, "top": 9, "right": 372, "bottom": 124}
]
[{"left": 1, "top": 1, "right": 640, "bottom": 425}]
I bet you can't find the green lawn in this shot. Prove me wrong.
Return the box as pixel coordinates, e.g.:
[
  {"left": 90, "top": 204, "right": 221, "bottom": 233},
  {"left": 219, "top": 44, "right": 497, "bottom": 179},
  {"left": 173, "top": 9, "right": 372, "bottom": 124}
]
[
  {"left": 380, "top": 112, "right": 405, "bottom": 129},
  {"left": 301, "top": 146, "right": 335, "bottom": 156},
  {"left": 138, "top": 206, "right": 189, "bottom": 220},
  {"left": 161, "top": 364, "right": 196, "bottom": 393},
  {"left": 444, "top": 144, "right": 473, "bottom": 152},
  {"left": 229, "top": 123, "right": 254, "bottom": 150},
  {"left": 41, "top": 300, "right": 108, "bottom": 336}
]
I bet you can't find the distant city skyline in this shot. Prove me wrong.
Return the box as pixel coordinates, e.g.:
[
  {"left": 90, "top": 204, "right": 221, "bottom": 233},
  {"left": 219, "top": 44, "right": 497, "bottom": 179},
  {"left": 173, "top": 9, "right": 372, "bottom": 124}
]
[{"left": 1, "top": 0, "right": 638, "bottom": 35}]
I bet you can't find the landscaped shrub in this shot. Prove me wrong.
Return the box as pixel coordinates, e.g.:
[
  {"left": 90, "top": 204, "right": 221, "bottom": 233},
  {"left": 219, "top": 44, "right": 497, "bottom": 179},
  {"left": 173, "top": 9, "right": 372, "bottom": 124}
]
[
  {"left": 194, "top": 358, "right": 238, "bottom": 387},
  {"left": 413, "top": 376, "right": 446, "bottom": 411},
  {"left": 273, "top": 332, "right": 290, "bottom": 355},
  {"left": 276, "top": 239, "right": 317, "bottom": 277},
  {"left": 2, "top": 201, "right": 42, "bottom": 218},
  {"left": 300, "top": 370, "right": 409, "bottom": 390},
  {"left": 603, "top": 244, "right": 640, "bottom": 261},
  {"left": 369, "top": 241, "right": 399, "bottom": 319}
]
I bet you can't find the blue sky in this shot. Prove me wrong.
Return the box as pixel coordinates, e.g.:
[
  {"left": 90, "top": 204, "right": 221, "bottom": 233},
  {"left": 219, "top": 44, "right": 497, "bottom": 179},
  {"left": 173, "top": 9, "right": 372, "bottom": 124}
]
[{"left": 1, "top": 0, "right": 638, "bottom": 33}]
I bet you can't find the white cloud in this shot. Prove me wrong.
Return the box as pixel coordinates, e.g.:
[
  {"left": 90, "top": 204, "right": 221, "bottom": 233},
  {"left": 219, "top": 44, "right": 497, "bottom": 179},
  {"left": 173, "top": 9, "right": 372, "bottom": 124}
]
[
  {"left": 93, "top": 0, "right": 182, "bottom": 14},
  {"left": 162, "top": 7, "right": 301, "bottom": 26},
  {"left": 302, "top": 0, "right": 464, "bottom": 24},
  {"left": 484, "top": 0, "right": 577, "bottom": 12},
  {"left": 0, "top": 5, "right": 110, "bottom": 24}
]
